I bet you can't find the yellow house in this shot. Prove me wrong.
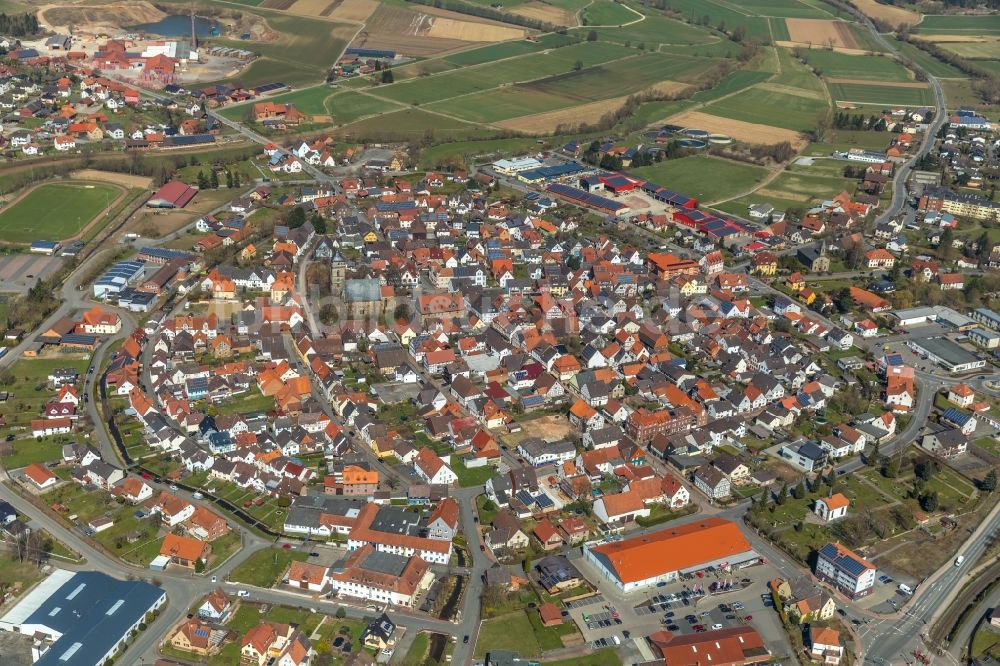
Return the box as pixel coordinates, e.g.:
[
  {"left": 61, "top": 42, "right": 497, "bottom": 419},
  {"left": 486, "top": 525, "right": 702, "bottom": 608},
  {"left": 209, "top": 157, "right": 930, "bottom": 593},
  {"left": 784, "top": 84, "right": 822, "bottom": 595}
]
[
  {"left": 799, "top": 287, "right": 817, "bottom": 305},
  {"left": 240, "top": 244, "right": 257, "bottom": 262},
  {"left": 787, "top": 272, "right": 805, "bottom": 292},
  {"left": 363, "top": 230, "right": 379, "bottom": 243},
  {"left": 751, "top": 252, "right": 778, "bottom": 276}
]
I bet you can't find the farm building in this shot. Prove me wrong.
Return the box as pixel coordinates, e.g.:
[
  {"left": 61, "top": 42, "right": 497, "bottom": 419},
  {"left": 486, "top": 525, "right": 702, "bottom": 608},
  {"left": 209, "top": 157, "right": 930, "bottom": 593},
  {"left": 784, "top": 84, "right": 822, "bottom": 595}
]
[
  {"left": 493, "top": 157, "right": 543, "bottom": 175},
  {"left": 641, "top": 182, "right": 697, "bottom": 209},
  {"left": 146, "top": 181, "right": 198, "bottom": 209}
]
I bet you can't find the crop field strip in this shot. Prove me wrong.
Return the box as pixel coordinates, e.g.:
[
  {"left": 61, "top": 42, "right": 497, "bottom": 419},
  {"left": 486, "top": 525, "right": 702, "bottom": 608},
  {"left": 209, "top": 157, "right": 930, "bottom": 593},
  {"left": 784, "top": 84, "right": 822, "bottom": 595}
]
[
  {"left": 913, "top": 14, "right": 1000, "bottom": 35},
  {"left": 797, "top": 49, "right": 915, "bottom": 82},
  {"left": 702, "top": 84, "right": 828, "bottom": 133},
  {"left": 827, "top": 81, "right": 936, "bottom": 106}
]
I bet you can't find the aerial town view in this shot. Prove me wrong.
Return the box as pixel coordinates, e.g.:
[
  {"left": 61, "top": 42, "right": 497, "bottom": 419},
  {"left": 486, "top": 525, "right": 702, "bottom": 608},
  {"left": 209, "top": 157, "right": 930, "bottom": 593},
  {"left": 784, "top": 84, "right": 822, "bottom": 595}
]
[{"left": 5, "top": 0, "right": 1000, "bottom": 664}]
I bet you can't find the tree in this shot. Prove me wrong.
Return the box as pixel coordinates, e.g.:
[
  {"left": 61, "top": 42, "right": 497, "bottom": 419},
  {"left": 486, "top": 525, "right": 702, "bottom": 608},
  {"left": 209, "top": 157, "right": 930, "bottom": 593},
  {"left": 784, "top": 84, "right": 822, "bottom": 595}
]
[
  {"left": 919, "top": 491, "right": 939, "bottom": 512},
  {"left": 393, "top": 303, "right": 412, "bottom": 321},
  {"left": 915, "top": 459, "right": 936, "bottom": 481},
  {"left": 939, "top": 227, "right": 955, "bottom": 261},
  {"left": 982, "top": 469, "right": 998, "bottom": 493},
  {"left": 209, "top": 169, "right": 219, "bottom": 189},
  {"left": 868, "top": 440, "right": 880, "bottom": 466},
  {"left": 226, "top": 169, "right": 234, "bottom": 188},
  {"left": 335, "top": 607, "right": 347, "bottom": 619},
  {"left": 776, "top": 483, "right": 788, "bottom": 505},
  {"left": 287, "top": 206, "right": 306, "bottom": 228},
  {"left": 194, "top": 558, "right": 205, "bottom": 573},
  {"left": 791, "top": 482, "right": 805, "bottom": 500},
  {"left": 196, "top": 170, "right": 208, "bottom": 189},
  {"left": 311, "top": 212, "right": 327, "bottom": 234},
  {"left": 381, "top": 69, "right": 394, "bottom": 84},
  {"left": 573, "top": 59, "right": 583, "bottom": 71},
  {"left": 587, "top": 30, "right": 598, "bottom": 41},
  {"left": 234, "top": 171, "right": 241, "bottom": 188},
  {"left": 566, "top": 254, "right": 581, "bottom": 270}
]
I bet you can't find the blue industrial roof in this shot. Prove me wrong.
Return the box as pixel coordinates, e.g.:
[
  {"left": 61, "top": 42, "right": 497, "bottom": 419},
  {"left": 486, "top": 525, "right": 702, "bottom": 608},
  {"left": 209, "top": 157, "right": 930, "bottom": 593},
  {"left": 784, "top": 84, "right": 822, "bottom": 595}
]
[
  {"left": 547, "top": 183, "right": 626, "bottom": 211},
  {"left": 11, "top": 571, "right": 165, "bottom": 666},
  {"left": 31, "top": 240, "right": 59, "bottom": 249}
]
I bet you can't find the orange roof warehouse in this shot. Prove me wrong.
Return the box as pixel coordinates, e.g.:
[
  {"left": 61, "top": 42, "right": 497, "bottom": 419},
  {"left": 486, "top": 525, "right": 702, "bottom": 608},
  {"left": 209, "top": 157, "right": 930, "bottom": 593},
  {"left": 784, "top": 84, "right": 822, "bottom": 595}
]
[{"left": 584, "top": 517, "right": 759, "bottom": 592}]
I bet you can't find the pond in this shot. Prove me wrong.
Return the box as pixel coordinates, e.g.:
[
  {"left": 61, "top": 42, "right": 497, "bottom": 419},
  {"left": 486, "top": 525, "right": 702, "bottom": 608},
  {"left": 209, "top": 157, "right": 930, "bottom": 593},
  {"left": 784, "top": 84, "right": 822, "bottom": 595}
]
[{"left": 132, "top": 15, "right": 217, "bottom": 38}]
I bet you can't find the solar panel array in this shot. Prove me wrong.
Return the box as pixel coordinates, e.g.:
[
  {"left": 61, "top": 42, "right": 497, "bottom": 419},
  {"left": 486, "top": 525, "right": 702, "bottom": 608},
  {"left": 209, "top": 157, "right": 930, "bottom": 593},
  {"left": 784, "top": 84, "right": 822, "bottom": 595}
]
[
  {"left": 547, "top": 183, "right": 627, "bottom": 212},
  {"left": 641, "top": 182, "right": 695, "bottom": 208},
  {"left": 253, "top": 81, "right": 288, "bottom": 94}
]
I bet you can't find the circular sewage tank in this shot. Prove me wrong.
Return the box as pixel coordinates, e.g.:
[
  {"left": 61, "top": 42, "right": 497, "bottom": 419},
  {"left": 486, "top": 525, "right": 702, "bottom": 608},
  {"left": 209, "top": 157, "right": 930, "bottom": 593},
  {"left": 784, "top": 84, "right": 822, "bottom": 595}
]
[
  {"left": 661, "top": 124, "right": 684, "bottom": 134},
  {"left": 708, "top": 134, "right": 733, "bottom": 144},
  {"left": 676, "top": 138, "right": 708, "bottom": 148},
  {"left": 680, "top": 128, "right": 710, "bottom": 139}
]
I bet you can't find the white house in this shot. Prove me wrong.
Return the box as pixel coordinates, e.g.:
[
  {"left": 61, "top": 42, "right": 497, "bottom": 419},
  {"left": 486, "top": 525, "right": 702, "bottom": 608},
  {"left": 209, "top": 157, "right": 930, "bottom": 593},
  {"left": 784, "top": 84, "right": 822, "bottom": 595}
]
[{"left": 413, "top": 447, "right": 458, "bottom": 485}]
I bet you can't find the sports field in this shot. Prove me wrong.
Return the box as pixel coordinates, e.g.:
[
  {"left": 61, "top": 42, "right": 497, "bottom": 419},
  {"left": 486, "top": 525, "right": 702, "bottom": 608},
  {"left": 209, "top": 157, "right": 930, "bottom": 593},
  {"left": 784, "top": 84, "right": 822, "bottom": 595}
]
[
  {"left": 798, "top": 49, "right": 914, "bottom": 81},
  {"left": 631, "top": 156, "right": 769, "bottom": 203},
  {"left": 704, "top": 86, "right": 828, "bottom": 132},
  {"left": 0, "top": 182, "right": 121, "bottom": 243},
  {"left": 828, "top": 81, "right": 936, "bottom": 106}
]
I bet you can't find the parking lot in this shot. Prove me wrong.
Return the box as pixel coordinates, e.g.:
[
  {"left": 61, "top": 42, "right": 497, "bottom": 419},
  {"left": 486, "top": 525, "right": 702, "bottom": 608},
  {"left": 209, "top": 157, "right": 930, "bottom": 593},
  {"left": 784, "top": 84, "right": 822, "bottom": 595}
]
[{"left": 567, "top": 550, "right": 801, "bottom": 660}]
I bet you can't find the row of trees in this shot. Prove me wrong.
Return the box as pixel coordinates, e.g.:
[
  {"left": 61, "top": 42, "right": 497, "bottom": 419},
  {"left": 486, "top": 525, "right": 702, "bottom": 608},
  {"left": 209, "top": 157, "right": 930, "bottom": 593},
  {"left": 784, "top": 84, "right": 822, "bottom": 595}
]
[
  {"left": 195, "top": 168, "right": 243, "bottom": 190},
  {"left": 0, "top": 12, "right": 40, "bottom": 36}
]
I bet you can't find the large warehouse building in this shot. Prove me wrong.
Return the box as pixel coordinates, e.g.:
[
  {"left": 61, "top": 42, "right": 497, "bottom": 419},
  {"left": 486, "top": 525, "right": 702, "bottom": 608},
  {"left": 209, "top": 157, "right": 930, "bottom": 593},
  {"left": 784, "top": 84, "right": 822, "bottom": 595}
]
[
  {"left": 585, "top": 517, "right": 759, "bottom": 592},
  {"left": 0, "top": 569, "right": 166, "bottom": 666}
]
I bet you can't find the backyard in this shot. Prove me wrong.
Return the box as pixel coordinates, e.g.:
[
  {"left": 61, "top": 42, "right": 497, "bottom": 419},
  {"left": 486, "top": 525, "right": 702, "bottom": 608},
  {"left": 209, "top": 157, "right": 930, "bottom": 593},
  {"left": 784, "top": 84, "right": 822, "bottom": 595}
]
[{"left": 228, "top": 547, "right": 308, "bottom": 587}]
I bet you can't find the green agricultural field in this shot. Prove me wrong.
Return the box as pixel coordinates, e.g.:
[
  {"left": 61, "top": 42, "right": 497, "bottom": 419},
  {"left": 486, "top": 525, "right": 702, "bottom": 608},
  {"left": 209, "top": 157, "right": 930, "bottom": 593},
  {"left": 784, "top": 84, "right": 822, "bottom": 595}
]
[
  {"left": 937, "top": 40, "right": 1000, "bottom": 60},
  {"left": 524, "top": 53, "right": 717, "bottom": 102},
  {"left": 591, "top": 7, "right": 725, "bottom": 45},
  {"left": 687, "top": 69, "right": 772, "bottom": 104},
  {"left": 770, "top": 17, "right": 791, "bottom": 40},
  {"left": 915, "top": 14, "right": 1000, "bottom": 35},
  {"left": 660, "top": 0, "right": 771, "bottom": 41},
  {"left": 770, "top": 47, "right": 826, "bottom": 93},
  {"left": 339, "top": 108, "right": 487, "bottom": 141},
  {"left": 799, "top": 49, "right": 914, "bottom": 81},
  {"left": 327, "top": 91, "right": 405, "bottom": 124},
  {"left": 733, "top": 0, "right": 832, "bottom": 18},
  {"left": 0, "top": 182, "right": 121, "bottom": 243},
  {"left": 444, "top": 40, "right": 550, "bottom": 67},
  {"left": 631, "top": 156, "right": 769, "bottom": 203},
  {"left": 427, "top": 87, "right": 576, "bottom": 123},
  {"left": 884, "top": 36, "right": 967, "bottom": 78},
  {"left": 419, "top": 136, "right": 565, "bottom": 168},
  {"left": 391, "top": 58, "right": 460, "bottom": 81},
  {"left": 372, "top": 41, "right": 635, "bottom": 106},
  {"left": 204, "top": 58, "right": 319, "bottom": 89},
  {"left": 256, "top": 85, "right": 335, "bottom": 115},
  {"left": 828, "top": 82, "right": 936, "bottom": 106},
  {"left": 582, "top": 0, "right": 639, "bottom": 26},
  {"left": 705, "top": 86, "right": 828, "bottom": 132}
]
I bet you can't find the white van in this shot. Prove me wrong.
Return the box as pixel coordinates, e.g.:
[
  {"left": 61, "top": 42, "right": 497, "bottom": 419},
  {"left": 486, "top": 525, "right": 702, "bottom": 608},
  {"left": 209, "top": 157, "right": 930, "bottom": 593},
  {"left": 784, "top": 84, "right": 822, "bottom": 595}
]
[
  {"left": 897, "top": 583, "right": 913, "bottom": 595},
  {"left": 955, "top": 555, "right": 965, "bottom": 567},
  {"left": 612, "top": 636, "right": 621, "bottom": 646}
]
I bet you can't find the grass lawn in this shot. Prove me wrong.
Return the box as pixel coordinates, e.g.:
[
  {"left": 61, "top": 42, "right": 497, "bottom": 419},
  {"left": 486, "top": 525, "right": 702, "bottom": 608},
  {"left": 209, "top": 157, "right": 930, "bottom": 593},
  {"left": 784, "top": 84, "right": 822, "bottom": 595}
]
[
  {"left": 228, "top": 548, "right": 307, "bottom": 587},
  {"left": 451, "top": 458, "right": 496, "bottom": 488},
  {"left": 338, "top": 108, "right": 485, "bottom": 142},
  {"left": 1, "top": 437, "right": 66, "bottom": 470},
  {"left": 428, "top": 87, "right": 576, "bottom": 124},
  {"left": 630, "top": 156, "right": 769, "bottom": 203},
  {"left": 0, "top": 356, "right": 90, "bottom": 430},
  {"left": 476, "top": 495, "right": 499, "bottom": 525},
  {"left": 525, "top": 606, "right": 580, "bottom": 649},
  {"left": 0, "top": 555, "right": 45, "bottom": 594},
  {"left": 758, "top": 170, "right": 857, "bottom": 204},
  {"left": 214, "top": 390, "right": 275, "bottom": 415},
  {"left": 444, "top": 39, "right": 552, "bottom": 67},
  {"left": 0, "top": 182, "right": 121, "bottom": 243},
  {"left": 705, "top": 86, "right": 828, "bottom": 132},
  {"left": 405, "top": 631, "right": 430, "bottom": 663},
  {"left": 475, "top": 611, "right": 541, "bottom": 657},
  {"left": 800, "top": 49, "right": 914, "bottom": 81},
  {"left": 326, "top": 91, "right": 406, "bottom": 124},
  {"left": 591, "top": 7, "right": 724, "bottom": 45}
]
